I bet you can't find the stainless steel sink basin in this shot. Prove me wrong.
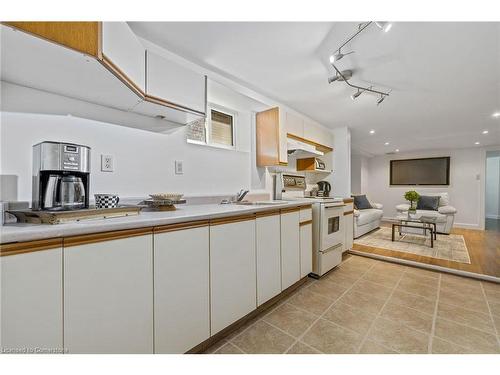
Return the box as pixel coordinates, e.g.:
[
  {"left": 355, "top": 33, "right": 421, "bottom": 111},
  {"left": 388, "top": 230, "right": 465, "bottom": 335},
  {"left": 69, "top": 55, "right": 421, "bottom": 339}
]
[{"left": 235, "top": 200, "right": 285, "bottom": 206}]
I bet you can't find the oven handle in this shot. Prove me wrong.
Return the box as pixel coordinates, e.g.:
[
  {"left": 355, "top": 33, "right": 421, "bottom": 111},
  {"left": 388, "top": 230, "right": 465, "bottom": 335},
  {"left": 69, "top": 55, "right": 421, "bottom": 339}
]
[
  {"left": 324, "top": 204, "right": 345, "bottom": 209},
  {"left": 320, "top": 243, "right": 343, "bottom": 254}
]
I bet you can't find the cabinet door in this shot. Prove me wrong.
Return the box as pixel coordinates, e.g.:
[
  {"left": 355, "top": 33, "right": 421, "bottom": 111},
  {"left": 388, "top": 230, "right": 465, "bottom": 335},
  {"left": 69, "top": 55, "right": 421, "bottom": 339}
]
[
  {"left": 210, "top": 219, "right": 256, "bottom": 334},
  {"left": 286, "top": 111, "right": 304, "bottom": 138},
  {"left": 344, "top": 213, "right": 354, "bottom": 252},
  {"left": 281, "top": 210, "right": 301, "bottom": 289},
  {"left": 304, "top": 121, "right": 333, "bottom": 148},
  {"left": 278, "top": 109, "right": 289, "bottom": 164},
  {"left": 1, "top": 248, "right": 63, "bottom": 352},
  {"left": 300, "top": 223, "right": 313, "bottom": 278},
  {"left": 154, "top": 226, "right": 210, "bottom": 353},
  {"left": 102, "top": 22, "right": 146, "bottom": 93},
  {"left": 64, "top": 234, "right": 153, "bottom": 353},
  {"left": 256, "top": 214, "right": 281, "bottom": 306},
  {"left": 146, "top": 50, "right": 206, "bottom": 113}
]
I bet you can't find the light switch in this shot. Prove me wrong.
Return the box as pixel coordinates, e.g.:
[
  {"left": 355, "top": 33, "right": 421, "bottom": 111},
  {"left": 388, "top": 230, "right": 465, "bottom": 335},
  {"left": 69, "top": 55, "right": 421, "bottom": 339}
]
[{"left": 175, "top": 160, "right": 183, "bottom": 175}]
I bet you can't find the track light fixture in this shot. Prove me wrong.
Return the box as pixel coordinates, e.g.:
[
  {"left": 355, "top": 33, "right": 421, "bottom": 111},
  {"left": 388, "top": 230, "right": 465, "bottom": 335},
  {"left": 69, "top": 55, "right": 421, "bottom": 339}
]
[{"left": 328, "top": 21, "right": 392, "bottom": 105}]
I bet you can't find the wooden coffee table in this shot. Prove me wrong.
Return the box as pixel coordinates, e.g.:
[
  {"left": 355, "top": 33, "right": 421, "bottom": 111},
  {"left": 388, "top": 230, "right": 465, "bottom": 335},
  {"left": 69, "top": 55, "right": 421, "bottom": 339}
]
[{"left": 391, "top": 215, "right": 443, "bottom": 248}]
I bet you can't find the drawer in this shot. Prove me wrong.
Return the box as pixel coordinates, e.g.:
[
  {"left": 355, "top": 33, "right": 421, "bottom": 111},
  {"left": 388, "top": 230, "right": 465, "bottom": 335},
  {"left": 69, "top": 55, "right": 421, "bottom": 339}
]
[
  {"left": 343, "top": 202, "right": 354, "bottom": 212},
  {"left": 299, "top": 207, "right": 312, "bottom": 223}
]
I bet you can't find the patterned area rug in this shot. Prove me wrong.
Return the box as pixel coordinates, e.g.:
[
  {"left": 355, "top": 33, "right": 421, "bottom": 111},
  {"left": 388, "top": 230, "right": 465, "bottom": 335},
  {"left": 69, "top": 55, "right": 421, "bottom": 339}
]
[{"left": 353, "top": 227, "right": 471, "bottom": 264}]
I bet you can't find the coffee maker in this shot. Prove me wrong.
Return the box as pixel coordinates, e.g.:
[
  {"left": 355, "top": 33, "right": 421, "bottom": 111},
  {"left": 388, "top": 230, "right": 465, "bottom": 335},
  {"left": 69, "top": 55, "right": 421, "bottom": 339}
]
[{"left": 32, "top": 141, "right": 91, "bottom": 210}]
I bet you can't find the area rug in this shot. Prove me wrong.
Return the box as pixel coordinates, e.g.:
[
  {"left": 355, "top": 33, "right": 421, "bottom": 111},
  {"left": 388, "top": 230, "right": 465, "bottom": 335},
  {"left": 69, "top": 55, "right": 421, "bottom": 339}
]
[{"left": 353, "top": 227, "right": 471, "bottom": 264}]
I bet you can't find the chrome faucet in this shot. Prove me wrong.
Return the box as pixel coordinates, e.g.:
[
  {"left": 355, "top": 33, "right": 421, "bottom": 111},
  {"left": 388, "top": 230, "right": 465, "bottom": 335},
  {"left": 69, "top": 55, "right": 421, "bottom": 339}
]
[{"left": 220, "top": 189, "right": 250, "bottom": 204}]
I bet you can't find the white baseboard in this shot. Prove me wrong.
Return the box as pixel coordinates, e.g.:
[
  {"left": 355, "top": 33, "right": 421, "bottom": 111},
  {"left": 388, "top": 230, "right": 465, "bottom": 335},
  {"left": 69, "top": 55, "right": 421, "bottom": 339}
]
[{"left": 486, "top": 214, "right": 500, "bottom": 220}]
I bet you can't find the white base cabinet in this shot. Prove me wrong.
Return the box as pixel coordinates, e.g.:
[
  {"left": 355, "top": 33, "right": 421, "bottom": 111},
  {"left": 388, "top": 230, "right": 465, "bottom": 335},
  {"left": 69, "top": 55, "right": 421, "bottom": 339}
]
[
  {"left": 210, "top": 219, "right": 257, "bottom": 334},
  {"left": 281, "top": 210, "right": 301, "bottom": 290},
  {"left": 154, "top": 226, "right": 210, "bottom": 353},
  {"left": 300, "top": 223, "right": 313, "bottom": 278},
  {"left": 1, "top": 248, "right": 63, "bottom": 352},
  {"left": 63, "top": 234, "right": 153, "bottom": 353},
  {"left": 256, "top": 214, "right": 282, "bottom": 306}
]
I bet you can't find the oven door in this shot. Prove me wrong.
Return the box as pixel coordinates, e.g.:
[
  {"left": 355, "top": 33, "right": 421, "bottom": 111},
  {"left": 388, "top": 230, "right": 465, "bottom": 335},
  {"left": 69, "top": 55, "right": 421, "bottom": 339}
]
[{"left": 320, "top": 204, "right": 344, "bottom": 250}]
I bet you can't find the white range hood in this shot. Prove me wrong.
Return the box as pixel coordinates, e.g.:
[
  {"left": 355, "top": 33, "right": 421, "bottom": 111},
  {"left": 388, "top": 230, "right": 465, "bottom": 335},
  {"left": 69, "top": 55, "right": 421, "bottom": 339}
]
[{"left": 287, "top": 138, "right": 324, "bottom": 158}]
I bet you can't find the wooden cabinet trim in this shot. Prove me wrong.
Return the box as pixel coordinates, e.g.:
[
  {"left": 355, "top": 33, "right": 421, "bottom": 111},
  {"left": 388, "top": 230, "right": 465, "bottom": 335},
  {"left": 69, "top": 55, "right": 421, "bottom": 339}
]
[
  {"left": 144, "top": 94, "right": 206, "bottom": 117},
  {"left": 154, "top": 220, "right": 209, "bottom": 234},
  {"left": 255, "top": 210, "right": 281, "bottom": 218},
  {"left": 299, "top": 220, "right": 313, "bottom": 227},
  {"left": 209, "top": 214, "right": 256, "bottom": 226},
  {"left": 0, "top": 238, "right": 62, "bottom": 256},
  {"left": 280, "top": 207, "right": 301, "bottom": 214},
  {"left": 343, "top": 198, "right": 354, "bottom": 203},
  {"left": 64, "top": 227, "right": 152, "bottom": 248},
  {"left": 299, "top": 204, "right": 313, "bottom": 209},
  {"left": 287, "top": 133, "right": 333, "bottom": 153},
  {"left": 256, "top": 107, "right": 281, "bottom": 167},
  {"left": 100, "top": 54, "right": 145, "bottom": 98},
  {"left": 343, "top": 210, "right": 354, "bottom": 216}
]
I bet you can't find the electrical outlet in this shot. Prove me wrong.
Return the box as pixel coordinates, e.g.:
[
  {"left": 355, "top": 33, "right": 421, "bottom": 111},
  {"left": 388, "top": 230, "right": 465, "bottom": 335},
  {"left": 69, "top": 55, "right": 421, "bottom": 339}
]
[
  {"left": 175, "top": 160, "right": 183, "bottom": 175},
  {"left": 101, "top": 154, "right": 114, "bottom": 172}
]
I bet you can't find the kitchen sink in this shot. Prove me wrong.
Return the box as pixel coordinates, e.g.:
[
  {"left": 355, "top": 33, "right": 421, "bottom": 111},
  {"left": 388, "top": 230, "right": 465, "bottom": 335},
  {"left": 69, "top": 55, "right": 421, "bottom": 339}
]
[{"left": 235, "top": 200, "right": 285, "bottom": 206}]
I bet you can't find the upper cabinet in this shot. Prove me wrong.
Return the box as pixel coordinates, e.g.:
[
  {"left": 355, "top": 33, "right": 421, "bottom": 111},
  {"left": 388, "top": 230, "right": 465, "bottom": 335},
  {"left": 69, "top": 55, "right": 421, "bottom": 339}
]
[
  {"left": 303, "top": 120, "right": 333, "bottom": 149},
  {"left": 0, "top": 22, "right": 206, "bottom": 131},
  {"left": 285, "top": 111, "right": 304, "bottom": 138}
]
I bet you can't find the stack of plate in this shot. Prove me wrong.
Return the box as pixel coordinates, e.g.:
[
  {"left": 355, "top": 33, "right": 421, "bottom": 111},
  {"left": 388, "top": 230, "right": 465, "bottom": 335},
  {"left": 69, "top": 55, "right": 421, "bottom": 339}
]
[{"left": 140, "top": 193, "right": 186, "bottom": 211}]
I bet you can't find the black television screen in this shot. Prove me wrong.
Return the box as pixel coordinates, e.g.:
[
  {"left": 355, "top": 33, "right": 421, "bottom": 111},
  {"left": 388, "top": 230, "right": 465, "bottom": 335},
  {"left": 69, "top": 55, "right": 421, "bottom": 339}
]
[{"left": 390, "top": 157, "right": 450, "bottom": 185}]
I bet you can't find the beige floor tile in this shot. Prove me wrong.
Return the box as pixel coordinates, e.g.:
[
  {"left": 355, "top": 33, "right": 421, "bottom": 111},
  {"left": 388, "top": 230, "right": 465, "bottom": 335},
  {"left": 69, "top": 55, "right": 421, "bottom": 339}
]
[
  {"left": 441, "top": 273, "right": 483, "bottom": 289},
  {"left": 405, "top": 266, "right": 440, "bottom": 279},
  {"left": 437, "top": 302, "right": 496, "bottom": 334},
  {"left": 492, "top": 314, "right": 500, "bottom": 333},
  {"left": 359, "top": 339, "right": 398, "bottom": 354},
  {"left": 367, "top": 317, "right": 430, "bottom": 354},
  {"left": 264, "top": 303, "right": 317, "bottom": 338},
  {"left": 323, "top": 301, "right": 377, "bottom": 335},
  {"left": 203, "top": 339, "right": 228, "bottom": 354},
  {"left": 306, "top": 279, "right": 349, "bottom": 301},
  {"left": 396, "top": 278, "right": 438, "bottom": 300},
  {"left": 287, "top": 288, "right": 332, "bottom": 316},
  {"left": 388, "top": 290, "right": 436, "bottom": 315},
  {"left": 483, "top": 287, "right": 500, "bottom": 305},
  {"left": 434, "top": 318, "right": 500, "bottom": 353},
  {"left": 489, "top": 301, "right": 500, "bottom": 318},
  {"left": 302, "top": 319, "right": 362, "bottom": 354},
  {"left": 338, "top": 290, "right": 388, "bottom": 315},
  {"left": 286, "top": 341, "right": 321, "bottom": 354},
  {"left": 400, "top": 272, "right": 439, "bottom": 288},
  {"left": 213, "top": 342, "right": 244, "bottom": 354},
  {"left": 482, "top": 281, "right": 500, "bottom": 292},
  {"left": 438, "top": 288, "right": 489, "bottom": 314},
  {"left": 350, "top": 279, "right": 394, "bottom": 300},
  {"left": 362, "top": 269, "right": 401, "bottom": 288},
  {"left": 380, "top": 302, "right": 434, "bottom": 333},
  {"left": 231, "top": 321, "right": 295, "bottom": 354},
  {"left": 440, "top": 279, "right": 483, "bottom": 298},
  {"left": 431, "top": 337, "right": 478, "bottom": 354},
  {"left": 323, "top": 271, "right": 360, "bottom": 288}
]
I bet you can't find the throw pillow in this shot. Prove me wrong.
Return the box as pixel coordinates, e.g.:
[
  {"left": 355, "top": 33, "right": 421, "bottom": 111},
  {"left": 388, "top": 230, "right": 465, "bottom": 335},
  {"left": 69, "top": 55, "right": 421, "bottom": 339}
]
[
  {"left": 352, "top": 195, "right": 372, "bottom": 210},
  {"left": 416, "top": 195, "right": 440, "bottom": 211}
]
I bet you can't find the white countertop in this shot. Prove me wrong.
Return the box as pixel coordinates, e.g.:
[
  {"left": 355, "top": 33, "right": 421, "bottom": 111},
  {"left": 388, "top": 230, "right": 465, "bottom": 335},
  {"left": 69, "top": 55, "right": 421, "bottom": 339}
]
[{"left": 1, "top": 200, "right": 342, "bottom": 244}]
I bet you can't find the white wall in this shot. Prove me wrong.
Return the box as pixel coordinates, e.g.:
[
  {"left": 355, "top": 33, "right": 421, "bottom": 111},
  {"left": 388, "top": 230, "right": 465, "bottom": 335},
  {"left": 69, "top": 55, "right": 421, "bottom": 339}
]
[
  {"left": 485, "top": 154, "right": 500, "bottom": 219},
  {"left": 326, "top": 127, "right": 351, "bottom": 197},
  {"left": 351, "top": 153, "right": 369, "bottom": 195},
  {"left": 365, "top": 148, "right": 485, "bottom": 228}
]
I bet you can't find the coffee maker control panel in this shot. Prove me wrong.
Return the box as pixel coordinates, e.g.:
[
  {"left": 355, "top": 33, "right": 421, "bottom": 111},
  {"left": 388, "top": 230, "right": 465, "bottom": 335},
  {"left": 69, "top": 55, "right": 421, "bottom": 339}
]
[{"left": 62, "top": 144, "right": 81, "bottom": 170}]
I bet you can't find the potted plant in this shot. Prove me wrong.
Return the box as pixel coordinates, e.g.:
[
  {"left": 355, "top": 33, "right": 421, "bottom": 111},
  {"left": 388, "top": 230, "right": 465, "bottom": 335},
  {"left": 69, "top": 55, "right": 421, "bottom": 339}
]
[{"left": 404, "top": 190, "right": 420, "bottom": 215}]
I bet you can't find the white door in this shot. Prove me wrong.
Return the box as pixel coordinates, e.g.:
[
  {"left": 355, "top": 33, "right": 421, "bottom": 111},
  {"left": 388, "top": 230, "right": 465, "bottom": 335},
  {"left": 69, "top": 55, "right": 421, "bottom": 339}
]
[
  {"left": 300, "top": 223, "right": 313, "bottom": 278},
  {"left": 64, "top": 234, "right": 153, "bottom": 353},
  {"left": 210, "top": 219, "right": 256, "bottom": 334},
  {"left": 1, "top": 248, "right": 63, "bottom": 352},
  {"left": 146, "top": 50, "right": 206, "bottom": 113},
  {"left": 101, "top": 22, "right": 146, "bottom": 92},
  {"left": 256, "top": 214, "right": 281, "bottom": 306},
  {"left": 154, "top": 226, "right": 210, "bottom": 353},
  {"left": 281, "top": 210, "right": 301, "bottom": 289}
]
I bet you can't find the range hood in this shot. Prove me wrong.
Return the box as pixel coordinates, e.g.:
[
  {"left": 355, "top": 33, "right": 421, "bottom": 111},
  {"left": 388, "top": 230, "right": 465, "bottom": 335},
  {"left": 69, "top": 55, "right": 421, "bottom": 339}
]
[{"left": 287, "top": 138, "right": 324, "bottom": 157}]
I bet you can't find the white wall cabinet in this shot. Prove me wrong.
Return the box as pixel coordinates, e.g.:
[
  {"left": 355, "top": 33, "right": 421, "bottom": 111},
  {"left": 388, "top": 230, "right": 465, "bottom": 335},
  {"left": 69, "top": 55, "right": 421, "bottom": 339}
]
[
  {"left": 300, "top": 223, "right": 313, "bottom": 278},
  {"left": 64, "top": 234, "right": 153, "bottom": 353},
  {"left": 280, "top": 210, "right": 301, "bottom": 290},
  {"left": 304, "top": 120, "right": 334, "bottom": 148},
  {"left": 210, "top": 218, "right": 257, "bottom": 334},
  {"left": 256, "top": 213, "right": 282, "bottom": 306},
  {"left": 1, "top": 248, "right": 63, "bottom": 352},
  {"left": 286, "top": 111, "right": 304, "bottom": 138},
  {"left": 154, "top": 226, "right": 210, "bottom": 354}
]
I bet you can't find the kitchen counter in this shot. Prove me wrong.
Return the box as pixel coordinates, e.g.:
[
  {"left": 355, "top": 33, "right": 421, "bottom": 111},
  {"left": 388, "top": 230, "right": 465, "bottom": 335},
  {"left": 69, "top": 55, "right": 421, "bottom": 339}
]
[{"left": 0, "top": 200, "right": 330, "bottom": 244}]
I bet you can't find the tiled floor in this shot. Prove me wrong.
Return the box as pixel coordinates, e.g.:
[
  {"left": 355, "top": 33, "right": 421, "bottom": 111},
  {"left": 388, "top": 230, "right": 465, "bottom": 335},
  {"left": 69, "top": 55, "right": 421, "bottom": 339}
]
[{"left": 204, "top": 255, "right": 500, "bottom": 354}]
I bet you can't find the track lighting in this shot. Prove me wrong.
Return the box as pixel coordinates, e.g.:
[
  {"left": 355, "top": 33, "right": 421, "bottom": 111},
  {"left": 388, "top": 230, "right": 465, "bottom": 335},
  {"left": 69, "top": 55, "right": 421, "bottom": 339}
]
[
  {"left": 327, "top": 70, "right": 352, "bottom": 84},
  {"left": 329, "top": 49, "right": 355, "bottom": 63},
  {"left": 375, "top": 22, "right": 392, "bottom": 32},
  {"left": 351, "top": 89, "right": 363, "bottom": 100},
  {"left": 376, "top": 95, "right": 386, "bottom": 105}
]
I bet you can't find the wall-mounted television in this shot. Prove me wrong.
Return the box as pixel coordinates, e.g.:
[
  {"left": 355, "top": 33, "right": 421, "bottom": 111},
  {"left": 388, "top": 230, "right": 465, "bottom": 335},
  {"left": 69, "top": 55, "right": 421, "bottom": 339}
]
[{"left": 390, "top": 157, "right": 450, "bottom": 185}]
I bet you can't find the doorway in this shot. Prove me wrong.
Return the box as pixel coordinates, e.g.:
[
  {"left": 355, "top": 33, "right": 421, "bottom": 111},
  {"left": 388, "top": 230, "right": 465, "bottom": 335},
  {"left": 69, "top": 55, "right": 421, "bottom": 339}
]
[{"left": 485, "top": 150, "right": 500, "bottom": 232}]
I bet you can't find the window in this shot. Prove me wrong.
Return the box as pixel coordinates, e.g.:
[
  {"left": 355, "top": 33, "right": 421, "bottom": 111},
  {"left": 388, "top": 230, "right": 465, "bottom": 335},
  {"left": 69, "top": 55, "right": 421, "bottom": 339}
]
[{"left": 187, "top": 104, "right": 236, "bottom": 149}]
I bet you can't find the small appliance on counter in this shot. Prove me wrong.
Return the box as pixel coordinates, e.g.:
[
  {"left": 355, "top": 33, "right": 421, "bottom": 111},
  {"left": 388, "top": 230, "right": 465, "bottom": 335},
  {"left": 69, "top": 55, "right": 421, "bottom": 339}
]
[
  {"left": 32, "top": 141, "right": 90, "bottom": 211},
  {"left": 316, "top": 180, "right": 331, "bottom": 197}
]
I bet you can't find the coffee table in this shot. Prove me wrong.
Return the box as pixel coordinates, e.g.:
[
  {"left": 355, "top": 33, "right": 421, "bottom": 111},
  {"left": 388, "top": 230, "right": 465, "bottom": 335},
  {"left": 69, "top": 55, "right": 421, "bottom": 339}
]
[{"left": 391, "top": 214, "right": 445, "bottom": 248}]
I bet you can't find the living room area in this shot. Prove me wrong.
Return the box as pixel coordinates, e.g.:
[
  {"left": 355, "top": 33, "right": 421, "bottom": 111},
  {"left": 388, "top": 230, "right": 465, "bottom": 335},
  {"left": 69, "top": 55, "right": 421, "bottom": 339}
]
[{"left": 350, "top": 146, "right": 500, "bottom": 280}]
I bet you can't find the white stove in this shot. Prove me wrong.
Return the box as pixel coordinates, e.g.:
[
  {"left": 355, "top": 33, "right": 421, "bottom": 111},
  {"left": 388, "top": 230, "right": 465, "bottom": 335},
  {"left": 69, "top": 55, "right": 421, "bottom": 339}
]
[{"left": 274, "top": 173, "right": 345, "bottom": 277}]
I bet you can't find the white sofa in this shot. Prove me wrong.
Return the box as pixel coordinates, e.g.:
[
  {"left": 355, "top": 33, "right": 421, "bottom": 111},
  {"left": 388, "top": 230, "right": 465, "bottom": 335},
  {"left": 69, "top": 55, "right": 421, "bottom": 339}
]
[
  {"left": 395, "top": 192, "right": 457, "bottom": 234},
  {"left": 354, "top": 203, "right": 384, "bottom": 238}
]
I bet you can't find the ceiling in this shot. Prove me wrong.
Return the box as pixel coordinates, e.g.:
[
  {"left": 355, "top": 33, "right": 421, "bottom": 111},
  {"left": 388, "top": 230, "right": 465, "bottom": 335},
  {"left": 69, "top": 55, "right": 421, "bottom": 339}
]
[{"left": 129, "top": 22, "right": 500, "bottom": 155}]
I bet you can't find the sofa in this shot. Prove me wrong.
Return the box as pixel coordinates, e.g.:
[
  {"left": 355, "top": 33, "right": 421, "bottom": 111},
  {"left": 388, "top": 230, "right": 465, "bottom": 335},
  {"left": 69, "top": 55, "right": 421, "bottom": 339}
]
[
  {"left": 396, "top": 192, "right": 457, "bottom": 234},
  {"left": 354, "top": 202, "right": 384, "bottom": 238}
]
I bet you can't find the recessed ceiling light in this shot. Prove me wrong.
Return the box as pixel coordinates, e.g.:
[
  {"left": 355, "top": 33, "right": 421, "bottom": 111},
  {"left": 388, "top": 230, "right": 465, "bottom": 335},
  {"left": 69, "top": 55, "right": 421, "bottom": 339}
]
[
  {"left": 384, "top": 142, "right": 390, "bottom": 145},
  {"left": 482, "top": 130, "right": 489, "bottom": 134},
  {"left": 369, "top": 130, "right": 375, "bottom": 134},
  {"left": 395, "top": 149, "right": 400, "bottom": 152},
  {"left": 493, "top": 112, "right": 500, "bottom": 118},
  {"left": 475, "top": 142, "right": 480, "bottom": 145}
]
